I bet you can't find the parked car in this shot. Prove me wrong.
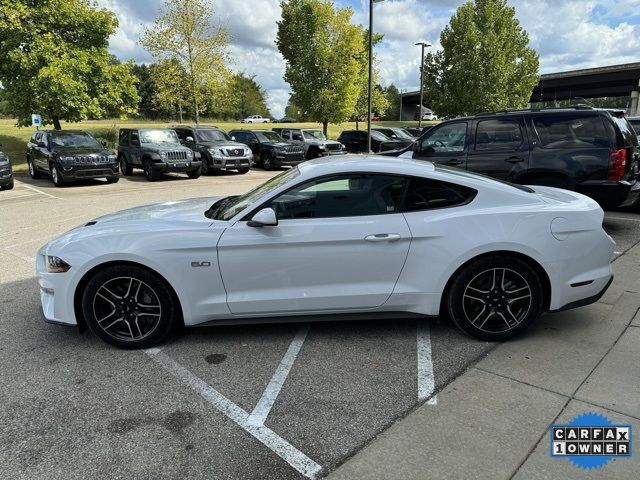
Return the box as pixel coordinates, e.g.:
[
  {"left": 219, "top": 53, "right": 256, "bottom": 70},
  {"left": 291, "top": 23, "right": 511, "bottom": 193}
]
[
  {"left": 241, "top": 115, "right": 270, "bottom": 124},
  {"left": 277, "top": 117, "right": 298, "bottom": 123},
  {"left": 278, "top": 128, "right": 345, "bottom": 159},
  {"left": 228, "top": 129, "right": 304, "bottom": 170},
  {"left": 385, "top": 106, "right": 640, "bottom": 209},
  {"left": 117, "top": 128, "right": 202, "bottom": 181},
  {"left": 37, "top": 156, "right": 614, "bottom": 348},
  {"left": 26, "top": 130, "right": 118, "bottom": 187},
  {"left": 338, "top": 130, "right": 412, "bottom": 153},
  {"left": 172, "top": 125, "right": 252, "bottom": 175},
  {"left": 358, "top": 114, "right": 380, "bottom": 122},
  {"left": 404, "top": 126, "right": 434, "bottom": 138},
  {"left": 374, "top": 127, "right": 417, "bottom": 141},
  {"left": 415, "top": 109, "right": 438, "bottom": 121},
  {"left": 0, "top": 145, "right": 14, "bottom": 190}
]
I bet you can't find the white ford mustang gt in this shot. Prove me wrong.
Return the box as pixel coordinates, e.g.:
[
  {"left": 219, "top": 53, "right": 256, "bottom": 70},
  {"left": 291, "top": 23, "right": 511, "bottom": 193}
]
[{"left": 37, "top": 156, "right": 614, "bottom": 348}]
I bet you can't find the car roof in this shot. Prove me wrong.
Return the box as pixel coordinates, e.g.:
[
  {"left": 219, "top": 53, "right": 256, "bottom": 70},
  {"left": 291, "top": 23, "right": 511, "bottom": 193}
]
[{"left": 38, "top": 130, "right": 90, "bottom": 134}]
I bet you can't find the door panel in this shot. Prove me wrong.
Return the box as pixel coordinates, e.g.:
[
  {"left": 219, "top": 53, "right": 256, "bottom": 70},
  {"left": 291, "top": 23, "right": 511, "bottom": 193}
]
[{"left": 217, "top": 214, "right": 412, "bottom": 314}]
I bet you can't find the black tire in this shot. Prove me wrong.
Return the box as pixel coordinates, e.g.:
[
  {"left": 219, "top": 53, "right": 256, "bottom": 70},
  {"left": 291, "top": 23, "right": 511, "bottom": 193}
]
[
  {"left": 82, "top": 265, "right": 177, "bottom": 349},
  {"left": 50, "top": 163, "right": 65, "bottom": 187},
  {"left": 446, "top": 255, "right": 543, "bottom": 341},
  {"left": 187, "top": 167, "right": 201, "bottom": 179},
  {"left": 143, "top": 159, "right": 160, "bottom": 181},
  {"left": 28, "top": 157, "right": 41, "bottom": 179},
  {"left": 261, "top": 152, "right": 274, "bottom": 171},
  {"left": 119, "top": 155, "right": 132, "bottom": 176},
  {"left": 0, "top": 179, "right": 14, "bottom": 190},
  {"left": 237, "top": 167, "right": 250, "bottom": 174},
  {"left": 106, "top": 176, "right": 119, "bottom": 184},
  {"left": 201, "top": 158, "right": 211, "bottom": 175}
]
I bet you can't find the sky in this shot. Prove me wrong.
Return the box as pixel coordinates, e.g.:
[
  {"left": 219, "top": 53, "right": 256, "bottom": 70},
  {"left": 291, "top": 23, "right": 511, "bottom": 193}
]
[{"left": 98, "top": 0, "right": 640, "bottom": 118}]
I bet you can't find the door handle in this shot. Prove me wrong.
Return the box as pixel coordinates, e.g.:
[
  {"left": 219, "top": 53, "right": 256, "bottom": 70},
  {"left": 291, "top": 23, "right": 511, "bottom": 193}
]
[
  {"left": 365, "top": 233, "right": 401, "bottom": 242},
  {"left": 446, "top": 158, "right": 463, "bottom": 166},
  {"left": 505, "top": 156, "right": 525, "bottom": 164}
]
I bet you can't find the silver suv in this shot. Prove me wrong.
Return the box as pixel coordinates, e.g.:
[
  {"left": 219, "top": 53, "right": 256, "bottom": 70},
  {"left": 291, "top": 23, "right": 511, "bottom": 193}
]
[{"left": 278, "top": 128, "right": 345, "bottom": 159}]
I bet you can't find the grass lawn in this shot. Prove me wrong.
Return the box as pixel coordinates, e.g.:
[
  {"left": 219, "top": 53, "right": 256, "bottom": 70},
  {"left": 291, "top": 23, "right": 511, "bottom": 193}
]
[{"left": 0, "top": 118, "right": 436, "bottom": 172}]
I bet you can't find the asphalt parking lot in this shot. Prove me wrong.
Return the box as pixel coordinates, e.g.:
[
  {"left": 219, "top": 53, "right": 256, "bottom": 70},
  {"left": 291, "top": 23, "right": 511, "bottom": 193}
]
[{"left": 1, "top": 170, "right": 639, "bottom": 479}]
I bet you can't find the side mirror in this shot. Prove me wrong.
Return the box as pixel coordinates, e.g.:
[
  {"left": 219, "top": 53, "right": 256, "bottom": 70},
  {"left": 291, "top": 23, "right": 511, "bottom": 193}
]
[
  {"left": 186, "top": 136, "right": 194, "bottom": 142},
  {"left": 231, "top": 136, "right": 236, "bottom": 141},
  {"left": 247, "top": 207, "right": 278, "bottom": 227},
  {"left": 412, "top": 141, "right": 420, "bottom": 153}
]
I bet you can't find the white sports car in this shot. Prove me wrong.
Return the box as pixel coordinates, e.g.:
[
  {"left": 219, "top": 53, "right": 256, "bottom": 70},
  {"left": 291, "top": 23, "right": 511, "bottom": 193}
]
[{"left": 37, "top": 156, "right": 615, "bottom": 348}]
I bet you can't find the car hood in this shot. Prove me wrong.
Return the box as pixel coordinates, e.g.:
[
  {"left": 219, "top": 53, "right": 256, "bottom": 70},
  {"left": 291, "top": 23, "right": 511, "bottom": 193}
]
[
  {"left": 198, "top": 141, "right": 247, "bottom": 149},
  {"left": 52, "top": 146, "right": 114, "bottom": 156},
  {"left": 267, "top": 142, "right": 294, "bottom": 148},
  {"left": 141, "top": 142, "right": 191, "bottom": 152},
  {"left": 92, "top": 197, "right": 218, "bottom": 224}
]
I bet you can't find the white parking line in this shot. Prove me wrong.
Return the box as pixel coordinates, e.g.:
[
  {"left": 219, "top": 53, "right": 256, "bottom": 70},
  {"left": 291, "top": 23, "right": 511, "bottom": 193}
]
[
  {"left": 14, "top": 180, "right": 62, "bottom": 199},
  {"left": 248, "top": 324, "right": 310, "bottom": 427},
  {"left": 417, "top": 320, "right": 437, "bottom": 405},
  {"left": 145, "top": 348, "right": 322, "bottom": 479}
]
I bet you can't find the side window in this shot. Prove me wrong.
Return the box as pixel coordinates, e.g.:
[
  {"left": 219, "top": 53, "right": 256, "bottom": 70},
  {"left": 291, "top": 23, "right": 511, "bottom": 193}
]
[
  {"left": 532, "top": 115, "right": 608, "bottom": 149},
  {"left": 41, "top": 134, "right": 49, "bottom": 147},
  {"left": 421, "top": 123, "right": 467, "bottom": 153},
  {"left": 403, "top": 177, "right": 477, "bottom": 211},
  {"left": 281, "top": 130, "right": 290, "bottom": 140},
  {"left": 119, "top": 130, "right": 129, "bottom": 144},
  {"left": 268, "top": 174, "right": 408, "bottom": 219},
  {"left": 292, "top": 131, "right": 303, "bottom": 141},
  {"left": 174, "top": 129, "right": 187, "bottom": 141},
  {"left": 246, "top": 133, "right": 257, "bottom": 143},
  {"left": 475, "top": 119, "right": 523, "bottom": 151},
  {"left": 131, "top": 131, "right": 140, "bottom": 146}
]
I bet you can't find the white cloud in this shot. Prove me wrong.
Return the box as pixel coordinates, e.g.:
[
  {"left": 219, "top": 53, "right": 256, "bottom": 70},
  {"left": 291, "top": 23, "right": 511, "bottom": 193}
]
[{"left": 101, "top": 0, "right": 640, "bottom": 117}]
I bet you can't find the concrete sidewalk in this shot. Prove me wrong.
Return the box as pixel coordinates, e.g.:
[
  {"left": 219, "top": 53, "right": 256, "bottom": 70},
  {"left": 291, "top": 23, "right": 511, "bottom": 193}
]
[{"left": 328, "top": 244, "right": 640, "bottom": 480}]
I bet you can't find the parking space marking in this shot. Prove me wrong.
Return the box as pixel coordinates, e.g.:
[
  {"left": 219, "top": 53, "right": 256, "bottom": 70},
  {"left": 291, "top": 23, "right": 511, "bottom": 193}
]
[
  {"left": 14, "top": 180, "right": 62, "bottom": 199},
  {"left": 248, "top": 324, "right": 310, "bottom": 427},
  {"left": 417, "top": 320, "right": 437, "bottom": 405},
  {"left": 145, "top": 347, "right": 323, "bottom": 479}
]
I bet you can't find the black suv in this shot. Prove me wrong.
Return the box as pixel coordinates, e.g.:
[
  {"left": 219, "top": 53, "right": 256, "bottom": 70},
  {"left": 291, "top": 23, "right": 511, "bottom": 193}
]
[
  {"left": 390, "top": 107, "right": 639, "bottom": 209},
  {"left": 228, "top": 129, "right": 304, "bottom": 170},
  {"left": 118, "top": 128, "right": 202, "bottom": 181},
  {"left": 26, "top": 130, "right": 118, "bottom": 187},
  {"left": 338, "top": 130, "right": 412, "bottom": 153},
  {"left": 172, "top": 125, "right": 253, "bottom": 175},
  {"left": 0, "top": 144, "right": 14, "bottom": 190}
]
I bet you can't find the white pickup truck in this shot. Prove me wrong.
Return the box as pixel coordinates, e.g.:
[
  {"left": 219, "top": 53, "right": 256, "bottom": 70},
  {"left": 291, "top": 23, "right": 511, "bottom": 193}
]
[{"left": 241, "top": 115, "right": 270, "bottom": 124}]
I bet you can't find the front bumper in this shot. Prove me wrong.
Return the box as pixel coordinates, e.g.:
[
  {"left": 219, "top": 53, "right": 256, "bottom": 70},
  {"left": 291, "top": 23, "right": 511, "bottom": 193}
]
[
  {"left": 59, "top": 163, "right": 119, "bottom": 180},
  {"left": 0, "top": 169, "right": 13, "bottom": 186},
  {"left": 210, "top": 155, "right": 253, "bottom": 170},
  {"left": 274, "top": 154, "right": 305, "bottom": 167},
  {"left": 36, "top": 253, "right": 77, "bottom": 326},
  {"left": 153, "top": 160, "right": 202, "bottom": 172}
]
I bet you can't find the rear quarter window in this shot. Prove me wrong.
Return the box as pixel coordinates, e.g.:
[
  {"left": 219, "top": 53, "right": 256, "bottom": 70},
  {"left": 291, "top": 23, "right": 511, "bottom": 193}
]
[
  {"left": 403, "top": 177, "right": 477, "bottom": 211},
  {"left": 532, "top": 115, "right": 609, "bottom": 149}
]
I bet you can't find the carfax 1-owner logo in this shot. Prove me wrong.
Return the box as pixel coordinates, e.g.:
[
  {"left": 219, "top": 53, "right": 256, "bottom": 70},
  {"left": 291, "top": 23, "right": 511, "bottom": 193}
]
[{"left": 550, "top": 412, "right": 632, "bottom": 469}]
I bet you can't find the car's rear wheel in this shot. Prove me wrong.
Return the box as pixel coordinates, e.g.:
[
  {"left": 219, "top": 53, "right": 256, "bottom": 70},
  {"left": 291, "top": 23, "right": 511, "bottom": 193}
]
[
  {"left": 187, "top": 167, "right": 201, "bottom": 179},
  {"left": 50, "top": 163, "right": 65, "bottom": 187},
  {"left": 119, "top": 155, "right": 132, "bottom": 176},
  {"left": 106, "top": 176, "right": 119, "bottom": 184},
  {"left": 28, "top": 157, "right": 41, "bottom": 179},
  {"left": 201, "top": 158, "right": 211, "bottom": 175},
  {"left": 143, "top": 159, "right": 160, "bottom": 181},
  {"left": 82, "top": 265, "right": 177, "bottom": 349},
  {"left": 237, "top": 167, "right": 250, "bottom": 174},
  {"left": 446, "top": 256, "right": 543, "bottom": 341}
]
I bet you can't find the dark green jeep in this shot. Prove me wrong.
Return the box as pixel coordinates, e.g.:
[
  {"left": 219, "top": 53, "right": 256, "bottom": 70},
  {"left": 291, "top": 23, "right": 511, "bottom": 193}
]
[{"left": 117, "top": 128, "right": 202, "bottom": 181}]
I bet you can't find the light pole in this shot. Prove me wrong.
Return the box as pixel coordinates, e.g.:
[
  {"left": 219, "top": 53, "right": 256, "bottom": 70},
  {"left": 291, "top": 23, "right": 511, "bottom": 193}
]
[
  {"left": 415, "top": 41, "right": 431, "bottom": 129},
  {"left": 367, "top": 0, "right": 384, "bottom": 153},
  {"left": 399, "top": 88, "right": 406, "bottom": 121}
]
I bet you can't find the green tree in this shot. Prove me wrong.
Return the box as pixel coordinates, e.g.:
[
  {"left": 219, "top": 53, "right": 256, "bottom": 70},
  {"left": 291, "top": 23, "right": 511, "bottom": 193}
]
[
  {"left": 277, "top": 0, "right": 368, "bottom": 135},
  {"left": 228, "top": 73, "right": 272, "bottom": 119},
  {"left": 284, "top": 99, "right": 305, "bottom": 120},
  {"left": 149, "top": 59, "right": 190, "bottom": 119},
  {"left": 422, "top": 0, "right": 539, "bottom": 117},
  {"left": 0, "top": 0, "right": 139, "bottom": 129},
  {"left": 132, "top": 64, "right": 157, "bottom": 118},
  {"left": 381, "top": 84, "right": 401, "bottom": 121},
  {"left": 141, "top": 0, "right": 232, "bottom": 124}
]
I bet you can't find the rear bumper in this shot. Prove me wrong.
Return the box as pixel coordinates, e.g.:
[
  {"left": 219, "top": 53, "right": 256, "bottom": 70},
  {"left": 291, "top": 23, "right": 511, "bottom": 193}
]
[
  {"left": 551, "top": 275, "right": 613, "bottom": 312},
  {"left": 576, "top": 179, "right": 639, "bottom": 208},
  {"left": 60, "top": 164, "right": 119, "bottom": 180}
]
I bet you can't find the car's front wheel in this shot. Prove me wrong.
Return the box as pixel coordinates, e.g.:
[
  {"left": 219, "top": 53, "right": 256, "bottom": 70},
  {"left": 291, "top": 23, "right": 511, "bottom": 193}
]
[
  {"left": 28, "top": 157, "right": 41, "bottom": 179},
  {"left": 50, "top": 163, "right": 65, "bottom": 187},
  {"left": 119, "top": 155, "right": 132, "bottom": 176},
  {"left": 187, "top": 167, "right": 201, "bottom": 179},
  {"left": 143, "top": 159, "right": 160, "bottom": 181},
  {"left": 261, "top": 152, "right": 274, "bottom": 170},
  {"left": 82, "top": 265, "right": 177, "bottom": 349},
  {"left": 446, "top": 256, "right": 543, "bottom": 341},
  {"left": 0, "top": 179, "right": 13, "bottom": 190}
]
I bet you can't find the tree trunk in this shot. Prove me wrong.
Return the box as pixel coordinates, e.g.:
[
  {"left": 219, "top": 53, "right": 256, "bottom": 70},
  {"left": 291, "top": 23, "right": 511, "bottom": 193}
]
[
  {"left": 53, "top": 117, "right": 61, "bottom": 130},
  {"left": 322, "top": 119, "right": 328, "bottom": 136},
  {"left": 355, "top": 117, "right": 359, "bottom": 130}
]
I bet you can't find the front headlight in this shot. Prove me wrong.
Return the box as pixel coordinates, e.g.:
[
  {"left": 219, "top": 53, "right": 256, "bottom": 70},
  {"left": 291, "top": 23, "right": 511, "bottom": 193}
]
[
  {"left": 341, "top": 143, "right": 346, "bottom": 149},
  {"left": 0, "top": 156, "right": 9, "bottom": 166},
  {"left": 319, "top": 145, "right": 326, "bottom": 150},
  {"left": 46, "top": 255, "right": 71, "bottom": 273},
  {"left": 186, "top": 150, "right": 193, "bottom": 157},
  {"left": 160, "top": 151, "right": 167, "bottom": 158},
  {"left": 60, "top": 156, "right": 75, "bottom": 164},
  {"left": 107, "top": 154, "right": 117, "bottom": 162},
  {"left": 209, "top": 148, "right": 223, "bottom": 158}
]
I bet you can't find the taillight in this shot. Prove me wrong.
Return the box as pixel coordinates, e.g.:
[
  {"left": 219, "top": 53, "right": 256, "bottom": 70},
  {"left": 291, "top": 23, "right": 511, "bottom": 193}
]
[{"left": 608, "top": 148, "right": 627, "bottom": 181}]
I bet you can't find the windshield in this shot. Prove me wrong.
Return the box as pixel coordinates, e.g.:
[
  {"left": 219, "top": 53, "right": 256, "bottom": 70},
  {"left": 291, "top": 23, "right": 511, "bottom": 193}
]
[
  {"left": 255, "top": 131, "right": 283, "bottom": 143},
  {"left": 211, "top": 167, "right": 301, "bottom": 220},
  {"left": 371, "top": 130, "right": 391, "bottom": 141},
  {"left": 196, "top": 129, "right": 229, "bottom": 142},
  {"left": 302, "top": 130, "right": 326, "bottom": 140},
  {"left": 140, "top": 129, "right": 180, "bottom": 145},
  {"left": 50, "top": 132, "right": 101, "bottom": 148},
  {"left": 390, "top": 128, "right": 414, "bottom": 139}
]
